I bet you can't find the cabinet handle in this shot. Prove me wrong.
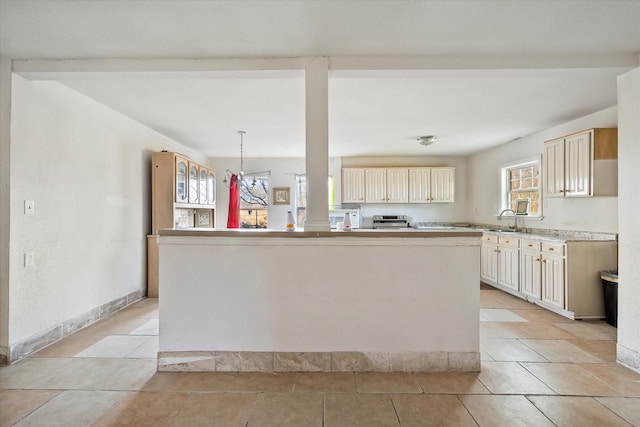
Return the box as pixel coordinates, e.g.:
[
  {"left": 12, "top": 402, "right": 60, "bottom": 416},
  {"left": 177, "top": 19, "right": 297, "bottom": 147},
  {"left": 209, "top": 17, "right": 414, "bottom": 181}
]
[
  {"left": 505, "top": 240, "right": 510, "bottom": 243},
  {"left": 560, "top": 190, "right": 565, "bottom": 193},
  {"left": 528, "top": 244, "right": 533, "bottom": 247},
  {"left": 542, "top": 260, "right": 547, "bottom": 263},
  {"left": 549, "top": 248, "right": 554, "bottom": 251}
]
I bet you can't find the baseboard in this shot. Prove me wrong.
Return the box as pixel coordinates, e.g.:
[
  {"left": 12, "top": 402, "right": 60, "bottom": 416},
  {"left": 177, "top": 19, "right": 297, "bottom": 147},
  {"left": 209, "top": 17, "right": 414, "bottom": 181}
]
[
  {"left": 158, "top": 350, "right": 481, "bottom": 373},
  {"left": 617, "top": 343, "right": 640, "bottom": 374},
  {"left": 4, "top": 288, "right": 146, "bottom": 364}
]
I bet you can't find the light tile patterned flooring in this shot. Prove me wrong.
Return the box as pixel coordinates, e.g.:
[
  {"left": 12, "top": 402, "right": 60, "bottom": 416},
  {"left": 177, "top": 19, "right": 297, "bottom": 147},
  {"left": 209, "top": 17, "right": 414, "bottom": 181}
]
[{"left": 1, "top": 288, "right": 640, "bottom": 426}]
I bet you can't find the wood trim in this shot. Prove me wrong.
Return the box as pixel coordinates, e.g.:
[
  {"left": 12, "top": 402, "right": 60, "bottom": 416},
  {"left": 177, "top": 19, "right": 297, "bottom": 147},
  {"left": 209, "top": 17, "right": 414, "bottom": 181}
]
[{"left": 593, "top": 128, "right": 618, "bottom": 159}]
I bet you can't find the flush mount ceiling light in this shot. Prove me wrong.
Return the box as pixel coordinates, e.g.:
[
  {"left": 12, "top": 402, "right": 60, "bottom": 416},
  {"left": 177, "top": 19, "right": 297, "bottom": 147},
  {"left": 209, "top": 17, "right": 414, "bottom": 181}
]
[{"left": 418, "top": 135, "right": 437, "bottom": 146}]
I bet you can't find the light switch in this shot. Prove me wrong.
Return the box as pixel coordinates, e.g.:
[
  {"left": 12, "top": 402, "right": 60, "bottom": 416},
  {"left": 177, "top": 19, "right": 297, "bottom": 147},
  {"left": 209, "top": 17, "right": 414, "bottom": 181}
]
[
  {"left": 24, "top": 252, "right": 35, "bottom": 267},
  {"left": 25, "top": 200, "right": 35, "bottom": 215}
]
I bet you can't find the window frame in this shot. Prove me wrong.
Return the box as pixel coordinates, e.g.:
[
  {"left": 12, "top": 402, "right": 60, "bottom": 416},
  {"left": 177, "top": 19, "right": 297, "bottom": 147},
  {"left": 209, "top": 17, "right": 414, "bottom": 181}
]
[{"left": 499, "top": 155, "right": 543, "bottom": 220}]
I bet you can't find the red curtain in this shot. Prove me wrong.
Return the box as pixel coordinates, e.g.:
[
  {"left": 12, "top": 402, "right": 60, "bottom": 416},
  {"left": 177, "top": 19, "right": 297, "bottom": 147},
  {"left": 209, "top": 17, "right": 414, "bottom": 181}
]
[{"left": 227, "top": 174, "right": 240, "bottom": 228}]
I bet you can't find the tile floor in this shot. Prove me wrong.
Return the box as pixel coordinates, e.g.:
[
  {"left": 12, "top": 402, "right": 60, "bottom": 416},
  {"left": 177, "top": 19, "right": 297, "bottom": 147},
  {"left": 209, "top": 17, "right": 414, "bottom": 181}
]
[{"left": 1, "top": 287, "right": 640, "bottom": 426}]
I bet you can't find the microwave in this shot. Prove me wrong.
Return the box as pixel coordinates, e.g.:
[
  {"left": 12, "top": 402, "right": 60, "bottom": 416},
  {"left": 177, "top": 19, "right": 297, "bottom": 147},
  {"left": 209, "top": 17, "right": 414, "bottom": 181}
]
[{"left": 329, "top": 209, "right": 360, "bottom": 229}]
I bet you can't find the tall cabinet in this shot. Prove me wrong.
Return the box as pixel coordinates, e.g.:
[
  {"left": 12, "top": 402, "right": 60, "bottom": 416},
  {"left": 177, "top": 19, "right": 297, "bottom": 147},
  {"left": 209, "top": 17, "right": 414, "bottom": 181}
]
[{"left": 148, "top": 151, "right": 216, "bottom": 297}]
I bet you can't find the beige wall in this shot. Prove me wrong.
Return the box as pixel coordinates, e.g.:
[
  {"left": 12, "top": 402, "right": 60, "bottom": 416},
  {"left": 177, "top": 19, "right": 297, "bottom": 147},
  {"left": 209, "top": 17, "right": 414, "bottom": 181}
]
[
  {"left": 467, "top": 107, "right": 618, "bottom": 233},
  {"left": 617, "top": 66, "right": 640, "bottom": 372},
  {"left": 6, "top": 75, "right": 203, "bottom": 352}
]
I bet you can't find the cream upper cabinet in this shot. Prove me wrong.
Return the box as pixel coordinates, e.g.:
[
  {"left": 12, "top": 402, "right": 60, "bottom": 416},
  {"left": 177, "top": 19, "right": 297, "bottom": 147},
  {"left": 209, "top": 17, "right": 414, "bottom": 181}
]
[
  {"left": 199, "top": 167, "right": 208, "bottom": 204},
  {"left": 430, "top": 167, "right": 455, "bottom": 203},
  {"left": 188, "top": 162, "right": 199, "bottom": 204},
  {"left": 385, "top": 168, "right": 409, "bottom": 203},
  {"left": 207, "top": 169, "right": 216, "bottom": 206},
  {"left": 544, "top": 128, "right": 617, "bottom": 198},
  {"left": 564, "top": 132, "right": 591, "bottom": 196},
  {"left": 342, "top": 165, "right": 454, "bottom": 204},
  {"left": 408, "top": 167, "right": 455, "bottom": 203},
  {"left": 175, "top": 156, "right": 189, "bottom": 203},
  {"left": 365, "top": 168, "right": 387, "bottom": 203},
  {"left": 544, "top": 138, "right": 565, "bottom": 197},
  {"left": 342, "top": 168, "right": 365, "bottom": 203},
  {"left": 408, "top": 168, "right": 431, "bottom": 203}
]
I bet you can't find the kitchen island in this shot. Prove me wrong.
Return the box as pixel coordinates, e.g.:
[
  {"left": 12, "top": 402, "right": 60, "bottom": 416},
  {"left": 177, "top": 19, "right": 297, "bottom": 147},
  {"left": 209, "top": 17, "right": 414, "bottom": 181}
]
[{"left": 156, "top": 228, "right": 482, "bottom": 372}]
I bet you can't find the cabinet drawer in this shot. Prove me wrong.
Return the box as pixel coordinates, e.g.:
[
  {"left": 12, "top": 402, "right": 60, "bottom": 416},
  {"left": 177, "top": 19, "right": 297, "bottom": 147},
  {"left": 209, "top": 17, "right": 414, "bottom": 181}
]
[
  {"left": 483, "top": 234, "right": 498, "bottom": 244},
  {"left": 522, "top": 239, "right": 541, "bottom": 251},
  {"left": 498, "top": 236, "right": 520, "bottom": 248},
  {"left": 541, "top": 242, "right": 565, "bottom": 255}
]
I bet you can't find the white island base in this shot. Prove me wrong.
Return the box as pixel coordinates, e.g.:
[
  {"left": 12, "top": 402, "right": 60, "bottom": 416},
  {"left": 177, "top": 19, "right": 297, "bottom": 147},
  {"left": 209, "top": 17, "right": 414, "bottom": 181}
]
[{"left": 157, "top": 230, "right": 481, "bottom": 372}]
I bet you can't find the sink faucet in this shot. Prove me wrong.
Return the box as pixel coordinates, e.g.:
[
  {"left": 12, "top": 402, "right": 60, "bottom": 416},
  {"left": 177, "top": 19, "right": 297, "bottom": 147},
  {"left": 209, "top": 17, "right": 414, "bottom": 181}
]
[{"left": 498, "top": 209, "right": 518, "bottom": 232}]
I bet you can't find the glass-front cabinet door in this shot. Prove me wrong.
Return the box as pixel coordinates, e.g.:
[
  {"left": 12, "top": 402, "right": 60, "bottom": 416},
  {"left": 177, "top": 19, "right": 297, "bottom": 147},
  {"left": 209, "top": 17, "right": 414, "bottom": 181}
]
[
  {"left": 188, "top": 163, "right": 199, "bottom": 204},
  {"left": 199, "top": 168, "right": 208, "bottom": 204},
  {"left": 175, "top": 156, "right": 188, "bottom": 203},
  {"left": 207, "top": 170, "right": 216, "bottom": 205}
]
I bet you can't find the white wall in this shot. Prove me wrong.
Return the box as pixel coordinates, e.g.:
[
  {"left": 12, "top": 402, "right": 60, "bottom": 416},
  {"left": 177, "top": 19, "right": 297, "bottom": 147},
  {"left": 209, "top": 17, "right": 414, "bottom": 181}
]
[
  {"left": 8, "top": 75, "right": 204, "bottom": 347},
  {"left": 209, "top": 157, "right": 306, "bottom": 230},
  {"left": 617, "top": 67, "right": 640, "bottom": 372},
  {"left": 467, "top": 107, "right": 619, "bottom": 233},
  {"left": 342, "top": 156, "right": 468, "bottom": 227}
]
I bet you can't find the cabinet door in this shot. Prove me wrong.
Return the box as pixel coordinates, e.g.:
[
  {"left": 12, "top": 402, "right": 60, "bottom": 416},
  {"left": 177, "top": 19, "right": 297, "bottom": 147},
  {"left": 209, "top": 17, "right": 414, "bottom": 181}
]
[
  {"left": 430, "top": 167, "right": 455, "bottom": 202},
  {"left": 386, "top": 168, "right": 409, "bottom": 203},
  {"left": 175, "top": 156, "right": 189, "bottom": 203},
  {"left": 521, "top": 250, "right": 542, "bottom": 299},
  {"left": 207, "top": 170, "right": 216, "bottom": 205},
  {"left": 565, "top": 131, "right": 592, "bottom": 197},
  {"left": 408, "top": 168, "right": 431, "bottom": 203},
  {"left": 199, "top": 167, "right": 208, "bottom": 204},
  {"left": 342, "top": 168, "right": 365, "bottom": 203},
  {"left": 188, "top": 162, "right": 199, "bottom": 204},
  {"left": 365, "top": 168, "right": 387, "bottom": 203},
  {"left": 542, "top": 255, "right": 565, "bottom": 309},
  {"left": 498, "top": 246, "right": 520, "bottom": 292},
  {"left": 544, "top": 138, "right": 565, "bottom": 197},
  {"left": 481, "top": 243, "right": 499, "bottom": 284}
]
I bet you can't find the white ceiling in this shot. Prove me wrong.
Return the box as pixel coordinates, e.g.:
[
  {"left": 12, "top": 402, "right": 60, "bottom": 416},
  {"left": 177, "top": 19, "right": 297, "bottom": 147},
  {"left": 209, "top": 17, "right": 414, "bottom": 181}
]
[{"left": 1, "top": 0, "right": 639, "bottom": 158}]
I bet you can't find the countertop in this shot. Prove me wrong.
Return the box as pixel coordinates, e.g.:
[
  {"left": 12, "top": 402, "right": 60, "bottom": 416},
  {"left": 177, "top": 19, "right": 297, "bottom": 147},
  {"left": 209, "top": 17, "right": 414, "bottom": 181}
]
[
  {"left": 157, "top": 227, "right": 482, "bottom": 238},
  {"left": 475, "top": 228, "right": 617, "bottom": 242}
]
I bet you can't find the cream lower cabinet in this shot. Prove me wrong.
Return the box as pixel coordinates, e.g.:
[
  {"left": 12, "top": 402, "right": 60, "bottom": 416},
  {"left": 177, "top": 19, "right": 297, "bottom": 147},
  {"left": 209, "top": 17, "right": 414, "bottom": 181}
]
[
  {"left": 497, "top": 236, "right": 520, "bottom": 293},
  {"left": 482, "top": 233, "right": 617, "bottom": 319},
  {"left": 520, "top": 239, "right": 542, "bottom": 300},
  {"left": 481, "top": 234, "right": 519, "bottom": 295},
  {"left": 542, "top": 249, "right": 565, "bottom": 310},
  {"left": 480, "top": 235, "right": 499, "bottom": 283}
]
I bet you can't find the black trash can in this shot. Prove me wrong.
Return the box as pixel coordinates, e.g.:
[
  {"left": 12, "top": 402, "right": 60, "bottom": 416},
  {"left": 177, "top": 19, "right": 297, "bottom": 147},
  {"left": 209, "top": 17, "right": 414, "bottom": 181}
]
[{"left": 600, "top": 270, "right": 618, "bottom": 327}]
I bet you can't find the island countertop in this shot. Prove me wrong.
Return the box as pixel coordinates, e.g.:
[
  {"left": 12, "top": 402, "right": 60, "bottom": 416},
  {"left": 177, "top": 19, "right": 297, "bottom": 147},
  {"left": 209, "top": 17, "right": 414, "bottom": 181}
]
[{"left": 157, "top": 227, "right": 483, "bottom": 238}]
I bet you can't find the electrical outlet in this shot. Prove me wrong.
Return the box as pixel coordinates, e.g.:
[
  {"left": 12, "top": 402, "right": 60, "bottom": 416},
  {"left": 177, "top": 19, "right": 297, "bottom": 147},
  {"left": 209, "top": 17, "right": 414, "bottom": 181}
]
[
  {"left": 24, "top": 252, "right": 35, "bottom": 267},
  {"left": 25, "top": 200, "right": 35, "bottom": 215}
]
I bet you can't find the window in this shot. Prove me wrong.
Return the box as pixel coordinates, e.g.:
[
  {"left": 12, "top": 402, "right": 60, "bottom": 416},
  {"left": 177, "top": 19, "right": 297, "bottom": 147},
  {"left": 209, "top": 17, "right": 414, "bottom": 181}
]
[
  {"left": 239, "top": 176, "right": 269, "bottom": 228},
  {"left": 501, "top": 157, "right": 542, "bottom": 218},
  {"left": 294, "top": 175, "right": 334, "bottom": 227}
]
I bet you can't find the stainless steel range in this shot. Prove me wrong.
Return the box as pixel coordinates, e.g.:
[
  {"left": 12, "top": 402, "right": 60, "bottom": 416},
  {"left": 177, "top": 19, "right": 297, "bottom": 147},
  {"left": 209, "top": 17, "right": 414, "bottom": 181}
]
[{"left": 372, "top": 215, "right": 409, "bottom": 229}]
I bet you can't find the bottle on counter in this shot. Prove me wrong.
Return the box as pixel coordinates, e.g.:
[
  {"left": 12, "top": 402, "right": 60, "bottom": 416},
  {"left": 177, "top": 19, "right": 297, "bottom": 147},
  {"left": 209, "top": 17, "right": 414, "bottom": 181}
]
[
  {"left": 286, "top": 211, "right": 295, "bottom": 231},
  {"left": 343, "top": 212, "right": 352, "bottom": 231}
]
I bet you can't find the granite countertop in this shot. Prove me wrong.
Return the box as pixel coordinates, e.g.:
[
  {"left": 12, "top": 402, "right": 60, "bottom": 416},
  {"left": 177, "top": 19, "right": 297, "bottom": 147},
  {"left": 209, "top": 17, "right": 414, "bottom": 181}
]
[{"left": 473, "top": 228, "right": 617, "bottom": 242}]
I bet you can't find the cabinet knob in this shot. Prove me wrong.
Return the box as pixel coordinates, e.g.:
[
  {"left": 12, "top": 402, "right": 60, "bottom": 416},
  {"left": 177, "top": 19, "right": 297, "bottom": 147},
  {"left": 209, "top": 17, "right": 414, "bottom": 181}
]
[{"left": 536, "top": 258, "right": 540, "bottom": 261}]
